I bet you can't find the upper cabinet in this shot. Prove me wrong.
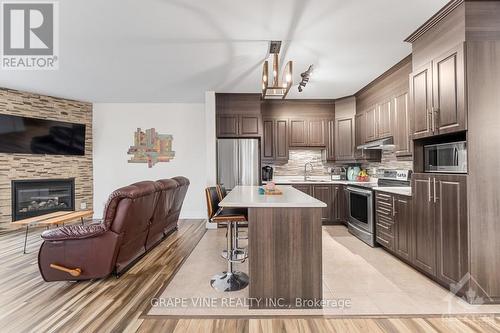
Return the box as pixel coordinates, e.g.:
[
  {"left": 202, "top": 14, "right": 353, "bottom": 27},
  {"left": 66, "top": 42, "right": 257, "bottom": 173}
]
[
  {"left": 335, "top": 116, "right": 355, "bottom": 161},
  {"left": 217, "top": 114, "right": 261, "bottom": 137},
  {"left": 289, "top": 119, "right": 309, "bottom": 146},
  {"left": 216, "top": 93, "right": 262, "bottom": 138},
  {"left": 325, "top": 119, "right": 335, "bottom": 161},
  {"left": 262, "top": 118, "right": 288, "bottom": 162},
  {"left": 393, "top": 92, "right": 412, "bottom": 157},
  {"left": 355, "top": 55, "right": 411, "bottom": 156},
  {"left": 377, "top": 99, "right": 393, "bottom": 139},
  {"left": 409, "top": 63, "right": 433, "bottom": 139},
  {"left": 365, "top": 107, "right": 377, "bottom": 142},
  {"left": 432, "top": 43, "right": 466, "bottom": 135},
  {"left": 354, "top": 112, "right": 366, "bottom": 148},
  {"left": 260, "top": 100, "right": 334, "bottom": 163},
  {"left": 308, "top": 119, "right": 326, "bottom": 146},
  {"left": 354, "top": 111, "right": 381, "bottom": 161},
  {"left": 410, "top": 43, "right": 466, "bottom": 139},
  {"left": 289, "top": 118, "right": 326, "bottom": 147}
]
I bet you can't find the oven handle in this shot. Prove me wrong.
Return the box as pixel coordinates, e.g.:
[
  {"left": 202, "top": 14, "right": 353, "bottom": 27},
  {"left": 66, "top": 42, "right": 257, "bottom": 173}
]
[{"left": 346, "top": 186, "right": 373, "bottom": 196}]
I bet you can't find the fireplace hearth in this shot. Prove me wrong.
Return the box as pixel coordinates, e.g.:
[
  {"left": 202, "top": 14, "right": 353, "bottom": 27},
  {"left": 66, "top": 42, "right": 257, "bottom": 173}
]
[{"left": 12, "top": 179, "right": 75, "bottom": 221}]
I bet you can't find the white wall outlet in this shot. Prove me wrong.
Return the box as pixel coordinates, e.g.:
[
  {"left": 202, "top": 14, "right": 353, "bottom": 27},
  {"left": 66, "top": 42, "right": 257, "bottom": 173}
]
[{"left": 80, "top": 202, "right": 87, "bottom": 210}]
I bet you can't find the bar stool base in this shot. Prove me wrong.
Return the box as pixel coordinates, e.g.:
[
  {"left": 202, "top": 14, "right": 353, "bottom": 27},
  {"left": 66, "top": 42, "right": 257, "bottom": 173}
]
[
  {"left": 221, "top": 249, "right": 247, "bottom": 262},
  {"left": 210, "top": 271, "right": 249, "bottom": 292}
]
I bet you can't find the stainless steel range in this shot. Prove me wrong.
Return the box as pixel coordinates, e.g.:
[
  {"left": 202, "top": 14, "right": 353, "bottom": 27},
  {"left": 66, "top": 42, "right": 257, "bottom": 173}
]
[{"left": 346, "top": 169, "right": 411, "bottom": 247}]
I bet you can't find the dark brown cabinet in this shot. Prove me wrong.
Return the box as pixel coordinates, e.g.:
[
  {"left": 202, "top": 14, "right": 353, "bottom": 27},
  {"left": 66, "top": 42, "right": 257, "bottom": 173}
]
[
  {"left": 312, "top": 185, "right": 333, "bottom": 222},
  {"left": 308, "top": 119, "right": 326, "bottom": 146},
  {"left": 411, "top": 173, "right": 468, "bottom": 285},
  {"left": 410, "top": 43, "right": 466, "bottom": 139},
  {"left": 412, "top": 174, "right": 436, "bottom": 275},
  {"left": 217, "top": 114, "right": 261, "bottom": 138},
  {"left": 262, "top": 118, "right": 289, "bottom": 162},
  {"left": 333, "top": 185, "right": 348, "bottom": 224},
  {"left": 326, "top": 119, "right": 335, "bottom": 161},
  {"left": 240, "top": 115, "right": 260, "bottom": 136},
  {"left": 434, "top": 174, "right": 468, "bottom": 286},
  {"left": 292, "top": 184, "right": 312, "bottom": 196},
  {"left": 394, "top": 195, "right": 412, "bottom": 262},
  {"left": 335, "top": 117, "right": 355, "bottom": 161},
  {"left": 432, "top": 43, "right": 466, "bottom": 136},
  {"left": 275, "top": 119, "right": 289, "bottom": 161},
  {"left": 365, "top": 107, "right": 377, "bottom": 142},
  {"left": 377, "top": 100, "right": 392, "bottom": 139},
  {"left": 262, "top": 119, "right": 274, "bottom": 160},
  {"left": 354, "top": 112, "right": 366, "bottom": 148},
  {"left": 393, "top": 92, "right": 412, "bottom": 157},
  {"left": 375, "top": 192, "right": 396, "bottom": 251},
  {"left": 410, "top": 63, "right": 433, "bottom": 140},
  {"left": 289, "top": 119, "right": 308, "bottom": 146},
  {"left": 216, "top": 114, "right": 239, "bottom": 137},
  {"left": 289, "top": 118, "right": 326, "bottom": 147},
  {"left": 292, "top": 184, "right": 348, "bottom": 224},
  {"left": 354, "top": 111, "right": 382, "bottom": 161},
  {"left": 375, "top": 191, "right": 413, "bottom": 261},
  {"left": 216, "top": 93, "right": 262, "bottom": 138}
]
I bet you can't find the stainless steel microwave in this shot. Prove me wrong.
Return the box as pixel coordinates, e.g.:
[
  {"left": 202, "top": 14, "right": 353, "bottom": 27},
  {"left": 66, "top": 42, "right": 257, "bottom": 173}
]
[{"left": 424, "top": 141, "right": 467, "bottom": 173}]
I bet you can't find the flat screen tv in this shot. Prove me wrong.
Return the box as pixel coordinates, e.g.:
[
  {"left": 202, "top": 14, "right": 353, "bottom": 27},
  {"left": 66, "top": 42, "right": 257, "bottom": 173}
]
[{"left": 0, "top": 114, "right": 85, "bottom": 156}]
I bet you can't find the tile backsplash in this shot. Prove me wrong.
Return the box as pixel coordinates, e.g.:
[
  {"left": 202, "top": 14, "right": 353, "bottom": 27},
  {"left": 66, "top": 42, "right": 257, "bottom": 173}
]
[
  {"left": 264, "top": 149, "right": 413, "bottom": 177},
  {"left": 270, "top": 150, "right": 330, "bottom": 176}
]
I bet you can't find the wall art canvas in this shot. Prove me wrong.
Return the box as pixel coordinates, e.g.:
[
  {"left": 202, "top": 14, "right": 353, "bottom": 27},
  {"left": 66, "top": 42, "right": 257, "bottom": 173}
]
[{"left": 127, "top": 128, "right": 175, "bottom": 168}]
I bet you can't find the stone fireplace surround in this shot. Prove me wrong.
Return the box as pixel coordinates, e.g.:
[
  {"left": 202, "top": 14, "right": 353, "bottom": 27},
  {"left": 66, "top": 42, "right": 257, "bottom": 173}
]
[{"left": 0, "top": 88, "right": 93, "bottom": 226}]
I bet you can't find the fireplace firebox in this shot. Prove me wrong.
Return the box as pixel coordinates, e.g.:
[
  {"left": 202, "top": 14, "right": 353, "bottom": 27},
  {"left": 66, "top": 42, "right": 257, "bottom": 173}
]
[{"left": 11, "top": 179, "right": 75, "bottom": 221}]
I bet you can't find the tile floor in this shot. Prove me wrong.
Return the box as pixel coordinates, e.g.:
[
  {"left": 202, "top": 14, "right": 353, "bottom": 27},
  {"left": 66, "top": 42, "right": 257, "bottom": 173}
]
[{"left": 148, "top": 225, "right": 500, "bottom": 317}]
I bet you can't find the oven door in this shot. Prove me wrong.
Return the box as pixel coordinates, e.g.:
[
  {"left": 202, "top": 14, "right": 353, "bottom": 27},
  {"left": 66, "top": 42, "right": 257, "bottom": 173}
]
[{"left": 346, "top": 186, "right": 374, "bottom": 233}]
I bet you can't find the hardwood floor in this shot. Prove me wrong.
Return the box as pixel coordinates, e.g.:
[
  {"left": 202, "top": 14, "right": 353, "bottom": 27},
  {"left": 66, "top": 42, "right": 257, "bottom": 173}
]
[{"left": 0, "top": 219, "right": 499, "bottom": 333}]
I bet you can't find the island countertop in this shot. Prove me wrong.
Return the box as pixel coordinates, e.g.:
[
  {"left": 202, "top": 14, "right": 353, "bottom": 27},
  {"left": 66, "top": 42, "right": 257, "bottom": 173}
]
[{"left": 219, "top": 185, "right": 327, "bottom": 208}]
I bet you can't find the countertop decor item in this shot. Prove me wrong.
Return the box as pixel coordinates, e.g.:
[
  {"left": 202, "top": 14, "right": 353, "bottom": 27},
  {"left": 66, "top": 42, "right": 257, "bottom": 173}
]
[
  {"left": 260, "top": 182, "right": 283, "bottom": 195},
  {"left": 127, "top": 128, "right": 175, "bottom": 168},
  {"left": 347, "top": 166, "right": 361, "bottom": 181}
]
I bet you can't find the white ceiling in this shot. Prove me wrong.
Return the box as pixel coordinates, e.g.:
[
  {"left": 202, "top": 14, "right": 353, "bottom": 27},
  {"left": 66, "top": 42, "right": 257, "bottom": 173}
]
[{"left": 0, "top": 0, "right": 448, "bottom": 103}]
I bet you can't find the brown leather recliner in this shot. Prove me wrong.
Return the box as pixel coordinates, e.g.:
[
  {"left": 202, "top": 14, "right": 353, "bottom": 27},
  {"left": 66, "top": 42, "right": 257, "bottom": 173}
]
[{"left": 38, "top": 177, "right": 189, "bottom": 281}]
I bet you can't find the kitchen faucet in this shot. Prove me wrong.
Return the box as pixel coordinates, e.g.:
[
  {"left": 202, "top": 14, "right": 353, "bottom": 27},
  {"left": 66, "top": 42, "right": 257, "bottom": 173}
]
[{"left": 304, "top": 162, "right": 314, "bottom": 181}]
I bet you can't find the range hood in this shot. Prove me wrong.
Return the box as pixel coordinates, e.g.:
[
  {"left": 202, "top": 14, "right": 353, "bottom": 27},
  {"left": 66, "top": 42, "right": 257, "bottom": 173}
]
[{"left": 357, "top": 137, "right": 395, "bottom": 150}]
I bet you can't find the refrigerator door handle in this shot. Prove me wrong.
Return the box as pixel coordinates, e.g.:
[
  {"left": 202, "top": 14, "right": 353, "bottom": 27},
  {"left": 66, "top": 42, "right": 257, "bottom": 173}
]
[{"left": 236, "top": 141, "right": 240, "bottom": 186}]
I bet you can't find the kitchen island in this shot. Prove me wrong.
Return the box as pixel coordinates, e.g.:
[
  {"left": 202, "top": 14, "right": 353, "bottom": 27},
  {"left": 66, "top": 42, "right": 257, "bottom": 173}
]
[{"left": 219, "top": 185, "right": 326, "bottom": 309}]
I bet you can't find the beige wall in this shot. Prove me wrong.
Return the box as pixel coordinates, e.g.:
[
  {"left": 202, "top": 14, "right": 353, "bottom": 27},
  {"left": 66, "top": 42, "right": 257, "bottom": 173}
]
[{"left": 0, "top": 88, "right": 93, "bottom": 225}]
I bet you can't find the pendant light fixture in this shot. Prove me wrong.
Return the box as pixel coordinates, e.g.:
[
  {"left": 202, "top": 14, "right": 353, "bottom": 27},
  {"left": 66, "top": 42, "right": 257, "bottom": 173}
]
[{"left": 262, "top": 41, "right": 293, "bottom": 99}]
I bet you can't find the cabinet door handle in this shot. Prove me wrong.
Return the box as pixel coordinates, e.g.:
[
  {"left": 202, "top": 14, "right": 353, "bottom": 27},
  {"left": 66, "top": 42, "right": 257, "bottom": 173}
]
[
  {"left": 434, "top": 178, "right": 438, "bottom": 203},
  {"left": 392, "top": 197, "right": 396, "bottom": 216},
  {"left": 434, "top": 107, "right": 439, "bottom": 132},
  {"left": 428, "top": 177, "right": 432, "bottom": 202},
  {"left": 430, "top": 108, "right": 435, "bottom": 133}
]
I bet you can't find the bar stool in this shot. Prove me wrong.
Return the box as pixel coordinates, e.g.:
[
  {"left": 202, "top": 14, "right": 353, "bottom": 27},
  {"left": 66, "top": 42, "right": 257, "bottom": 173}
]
[
  {"left": 205, "top": 187, "right": 249, "bottom": 292},
  {"left": 216, "top": 185, "right": 247, "bottom": 261}
]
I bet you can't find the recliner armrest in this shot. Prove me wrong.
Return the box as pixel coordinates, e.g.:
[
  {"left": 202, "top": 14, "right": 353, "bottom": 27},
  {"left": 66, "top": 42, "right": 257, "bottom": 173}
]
[{"left": 41, "top": 223, "right": 107, "bottom": 241}]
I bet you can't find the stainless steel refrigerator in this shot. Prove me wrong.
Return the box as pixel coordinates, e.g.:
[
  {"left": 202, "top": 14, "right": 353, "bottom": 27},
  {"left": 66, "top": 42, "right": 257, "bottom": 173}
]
[{"left": 217, "top": 139, "right": 260, "bottom": 190}]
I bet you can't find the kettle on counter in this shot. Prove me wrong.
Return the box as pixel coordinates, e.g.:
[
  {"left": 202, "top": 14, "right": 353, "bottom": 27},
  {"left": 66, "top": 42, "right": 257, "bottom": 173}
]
[{"left": 347, "top": 165, "right": 361, "bottom": 181}]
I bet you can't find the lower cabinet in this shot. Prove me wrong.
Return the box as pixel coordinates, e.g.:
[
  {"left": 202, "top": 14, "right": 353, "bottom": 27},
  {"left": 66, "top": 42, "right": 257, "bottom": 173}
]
[
  {"left": 293, "top": 184, "right": 348, "bottom": 224},
  {"left": 312, "top": 185, "right": 333, "bottom": 222},
  {"left": 376, "top": 174, "right": 468, "bottom": 289},
  {"left": 394, "top": 195, "right": 412, "bottom": 262},
  {"left": 292, "top": 184, "right": 312, "bottom": 196},
  {"left": 333, "top": 185, "right": 348, "bottom": 224}
]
